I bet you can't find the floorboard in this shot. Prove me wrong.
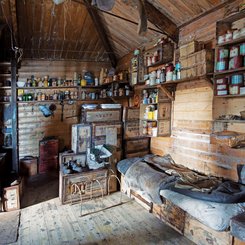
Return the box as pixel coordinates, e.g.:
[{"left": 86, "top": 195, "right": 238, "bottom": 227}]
[{"left": 8, "top": 192, "right": 194, "bottom": 245}]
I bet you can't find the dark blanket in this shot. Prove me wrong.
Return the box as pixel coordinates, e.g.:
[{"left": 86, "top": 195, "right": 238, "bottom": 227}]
[{"left": 117, "top": 154, "right": 245, "bottom": 204}]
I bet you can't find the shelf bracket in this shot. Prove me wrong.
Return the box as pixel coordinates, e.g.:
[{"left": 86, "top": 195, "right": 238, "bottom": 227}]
[{"left": 158, "top": 85, "right": 174, "bottom": 101}]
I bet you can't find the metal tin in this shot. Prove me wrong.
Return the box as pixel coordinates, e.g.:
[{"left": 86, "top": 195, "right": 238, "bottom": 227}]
[
  {"left": 216, "top": 60, "right": 228, "bottom": 71},
  {"left": 229, "top": 85, "right": 240, "bottom": 95},
  {"left": 229, "top": 45, "right": 240, "bottom": 58},
  {"left": 217, "top": 48, "right": 229, "bottom": 60},
  {"left": 240, "top": 43, "right": 245, "bottom": 56},
  {"left": 231, "top": 74, "right": 243, "bottom": 85},
  {"left": 229, "top": 56, "right": 243, "bottom": 69},
  {"left": 216, "top": 77, "right": 228, "bottom": 84},
  {"left": 217, "top": 90, "right": 228, "bottom": 96}
]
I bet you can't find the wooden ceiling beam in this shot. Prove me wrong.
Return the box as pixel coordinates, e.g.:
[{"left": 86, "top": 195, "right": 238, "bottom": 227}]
[
  {"left": 144, "top": 0, "right": 178, "bottom": 43},
  {"left": 83, "top": 0, "right": 117, "bottom": 67}
]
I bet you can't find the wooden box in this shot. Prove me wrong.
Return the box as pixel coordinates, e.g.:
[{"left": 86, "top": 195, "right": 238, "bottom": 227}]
[
  {"left": 3, "top": 184, "right": 20, "bottom": 211},
  {"left": 123, "top": 107, "right": 140, "bottom": 121},
  {"left": 59, "top": 152, "right": 86, "bottom": 168},
  {"left": 59, "top": 168, "right": 108, "bottom": 204},
  {"left": 179, "top": 41, "right": 203, "bottom": 58},
  {"left": 158, "top": 103, "right": 171, "bottom": 120},
  {"left": 92, "top": 122, "right": 122, "bottom": 137},
  {"left": 125, "top": 138, "right": 150, "bottom": 154},
  {"left": 71, "top": 124, "right": 91, "bottom": 154},
  {"left": 125, "top": 150, "right": 149, "bottom": 159},
  {"left": 124, "top": 120, "right": 141, "bottom": 139},
  {"left": 157, "top": 120, "right": 171, "bottom": 136},
  {"left": 82, "top": 108, "right": 122, "bottom": 123},
  {"left": 92, "top": 136, "right": 122, "bottom": 149},
  {"left": 20, "top": 156, "right": 38, "bottom": 176},
  {"left": 39, "top": 138, "right": 59, "bottom": 173}
]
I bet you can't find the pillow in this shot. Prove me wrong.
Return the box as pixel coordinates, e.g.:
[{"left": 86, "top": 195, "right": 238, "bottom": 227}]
[{"left": 237, "top": 165, "right": 245, "bottom": 184}]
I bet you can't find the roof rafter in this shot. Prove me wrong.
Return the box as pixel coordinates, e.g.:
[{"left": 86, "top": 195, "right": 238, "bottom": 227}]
[
  {"left": 9, "top": 0, "right": 18, "bottom": 47},
  {"left": 83, "top": 0, "right": 117, "bottom": 67},
  {"left": 144, "top": 0, "right": 178, "bottom": 43}
]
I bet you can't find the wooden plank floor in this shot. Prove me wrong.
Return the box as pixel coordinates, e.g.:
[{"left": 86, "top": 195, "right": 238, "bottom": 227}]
[{"left": 9, "top": 192, "right": 194, "bottom": 245}]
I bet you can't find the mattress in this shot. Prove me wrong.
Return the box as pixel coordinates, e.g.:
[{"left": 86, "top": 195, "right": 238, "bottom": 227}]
[{"left": 160, "top": 189, "right": 245, "bottom": 231}]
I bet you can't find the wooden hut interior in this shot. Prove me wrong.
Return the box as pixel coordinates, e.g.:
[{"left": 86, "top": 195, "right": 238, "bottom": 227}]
[{"left": 0, "top": 0, "right": 245, "bottom": 244}]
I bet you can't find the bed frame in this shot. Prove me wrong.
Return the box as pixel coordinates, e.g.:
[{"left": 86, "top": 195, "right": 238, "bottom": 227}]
[{"left": 121, "top": 174, "right": 245, "bottom": 245}]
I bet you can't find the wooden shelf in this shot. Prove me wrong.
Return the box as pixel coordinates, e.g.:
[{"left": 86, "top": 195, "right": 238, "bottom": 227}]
[
  {"left": 0, "top": 86, "right": 11, "bottom": 89},
  {"left": 80, "top": 85, "right": 102, "bottom": 89},
  {"left": 214, "top": 120, "right": 245, "bottom": 123},
  {"left": 17, "top": 86, "right": 78, "bottom": 90},
  {"left": 0, "top": 101, "right": 11, "bottom": 104},
  {"left": 140, "top": 119, "right": 158, "bottom": 122},
  {"left": 101, "top": 80, "right": 129, "bottom": 87},
  {"left": 214, "top": 94, "right": 245, "bottom": 98},
  {"left": 108, "top": 95, "right": 133, "bottom": 100},
  {"left": 217, "top": 36, "right": 245, "bottom": 47},
  {"left": 214, "top": 67, "right": 245, "bottom": 76},
  {"left": 0, "top": 62, "right": 11, "bottom": 66}
]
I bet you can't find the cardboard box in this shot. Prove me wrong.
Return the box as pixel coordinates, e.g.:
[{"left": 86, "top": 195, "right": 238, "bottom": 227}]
[
  {"left": 158, "top": 120, "right": 171, "bottom": 136},
  {"left": 123, "top": 107, "right": 140, "bottom": 121}
]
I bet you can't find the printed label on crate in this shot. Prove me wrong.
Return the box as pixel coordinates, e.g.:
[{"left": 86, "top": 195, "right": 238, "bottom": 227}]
[
  {"left": 93, "top": 123, "right": 121, "bottom": 137},
  {"left": 86, "top": 110, "right": 121, "bottom": 122},
  {"left": 124, "top": 121, "right": 140, "bottom": 138},
  {"left": 158, "top": 120, "right": 171, "bottom": 136},
  {"left": 106, "top": 127, "right": 118, "bottom": 146}
]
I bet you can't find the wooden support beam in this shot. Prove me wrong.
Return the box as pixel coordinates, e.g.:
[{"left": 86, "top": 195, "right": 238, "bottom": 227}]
[
  {"left": 83, "top": 0, "right": 117, "bottom": 68},
  {"left": 144, "top": 1, "right": 178, "bottom": 43},
  {"left": 9, "top": 0, "right": 18, "bottom": 47},
  {"left": 158, "top": 85, "right": 174, "bottom": 101},
  {"left": 0, "top": 24, "right": 6, "bottom": 39}
]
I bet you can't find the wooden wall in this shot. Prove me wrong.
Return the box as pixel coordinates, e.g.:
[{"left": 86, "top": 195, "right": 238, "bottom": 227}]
[
  {"left": 17, "top": 59, "right": 110, "bottom": 158},
  {"left": 151, "top": 2, "right": 245, "bottom": 181}
]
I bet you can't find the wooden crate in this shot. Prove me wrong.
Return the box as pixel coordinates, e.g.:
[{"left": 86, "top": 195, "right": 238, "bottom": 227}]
[
  {"left": 124, "top": 120, "right": 141, "bottom": 139},
  {"left": 157, "top": 102, "right": 171, "bottom": 120},
  {"left": 125, "top": 150, "right": 149, "bottom": 159},
  {"left": 124, "top": 137, "right": 150, "bottom": 154},
  {"left": 157, "top": 120, "right": 171, "bottom": 136},
  {"left": 71, "top": 124, "right": 91, "bottom": 154},
  {"left": 59, "top": 168, "right": 108, "bottom": 204},
  {"left": 92, "top": 136, "right": 122, "bottom": 149},
  {"left": 92, "top": 122, "right": 122, "bottom": 137},
  {"left": 3, "top": 184, "right": 20, "bottom": 211},
  {"left": 81, "top": 108, "right": 122, "bottom": 123},
  {"left": 123, "top": 107, "right": 140, "bottom": 121},
  {"left": 179, "top": 41, "right": 203, "bottom": 58},
  {"left": 39, "top": 138, "right": 59, "bottom": 173},
  {"left": 20, "top": 156, "right": 38, "bottom": 177},
  {"left": 59, "top": 152, "right": 86, "bottom": 168}
]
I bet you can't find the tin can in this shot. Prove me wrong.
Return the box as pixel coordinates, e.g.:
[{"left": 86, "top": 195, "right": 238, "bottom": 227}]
[
  {"left": 229, "top": 56, "right": 243, "bottom": 69},
  {"left": 231, "top": 74, "right": 243, "bottom": 85},
  {"left": 230, "top": 45, "right": 240, "bottom": 58},
  {"left": 216, "top": 60, "right": 228, "bottom": 71},
  {"left": 217, "top": 48, "right": 229, "bottom": 60},
  {"left": 229, "top": 85, "right": 240, "bottom": 95},
  {"left": 240, "top": 43, "right": 245, "bottom": 56}
]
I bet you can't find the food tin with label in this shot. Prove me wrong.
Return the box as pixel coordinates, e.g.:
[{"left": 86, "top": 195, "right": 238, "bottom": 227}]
[
  {"left": 229, "top": 56, "right": 243, "bottom": 69},
  {"left": 231, "top": 74, "right": 243, "bottom": 85},
  {"left": 217, "top": 90, "right": 228, "bottom": 96},
  {"left": 217, "top": 48, "right": 229, "bottom": 60},
  {"left": 229, "top": 45, "right": 240, "bottom": 58},
  {"left": 216, "top": 59, "right": 228, "bottom": 71},
  {"left": 216, "top": 77, "right": 228, "bottom": 84},
  {"left": 240, "top": 43, "right": 245, "bottom": 56},
  {"left": 229, "top": 85, "right": 240, "bottom": 95},
  {"left": 216, "top": 84, "right": 228, "bottom": 90}
]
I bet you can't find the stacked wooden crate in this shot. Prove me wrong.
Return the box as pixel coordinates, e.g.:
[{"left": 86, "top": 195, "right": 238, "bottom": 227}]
[
  {"left": 80, "top": 107, "right": 123, "bottom": 192},
  {"left": 179, "top": 41, "right": 214, "bottom": 79},
  {"left": 123, "top": 107, "right": 150, "bottom": 158}
]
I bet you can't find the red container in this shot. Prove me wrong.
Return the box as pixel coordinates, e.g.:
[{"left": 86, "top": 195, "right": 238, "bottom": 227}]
[
  {"left": 39, "top": 138, "right": 59, "bottom": 173},
  {"left": 229, "top": 56, "right": 243, "bottom": 69},
  {"left": 230, "top": 45, "right": 240, "bottom": 58}
]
